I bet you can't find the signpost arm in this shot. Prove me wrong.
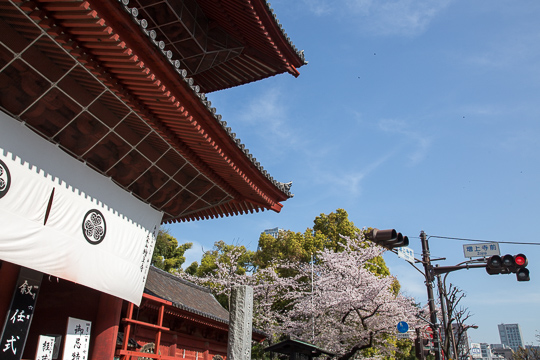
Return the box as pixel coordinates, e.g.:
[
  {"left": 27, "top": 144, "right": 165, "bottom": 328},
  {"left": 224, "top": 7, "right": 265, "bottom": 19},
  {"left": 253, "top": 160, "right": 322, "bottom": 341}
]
[{"left": 388, "top": 249, "right": 427, "bottom": 277}]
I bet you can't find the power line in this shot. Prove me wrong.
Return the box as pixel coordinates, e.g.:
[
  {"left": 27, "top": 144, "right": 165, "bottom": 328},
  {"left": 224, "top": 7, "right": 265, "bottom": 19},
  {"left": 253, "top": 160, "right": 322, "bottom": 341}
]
[{"left": 427, "top": 235, "right": 540, "bottom": 246}]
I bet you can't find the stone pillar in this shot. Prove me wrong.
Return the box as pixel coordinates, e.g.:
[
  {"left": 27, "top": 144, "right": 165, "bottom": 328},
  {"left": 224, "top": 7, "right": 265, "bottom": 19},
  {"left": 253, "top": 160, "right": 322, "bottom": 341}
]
[{"left": 226, "top": 285, "right": 253, "bottom": 360}]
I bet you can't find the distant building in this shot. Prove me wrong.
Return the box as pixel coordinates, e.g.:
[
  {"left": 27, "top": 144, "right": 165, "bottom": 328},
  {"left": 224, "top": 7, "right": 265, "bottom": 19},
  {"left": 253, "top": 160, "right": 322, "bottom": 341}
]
[
  {"left": 263, "top": 227, "right": 285, "bottom": 238},
  {"left": 470, "top": 342, "right": 510, "bottom": 360},
  {"left": 491, "top": 344, "right": 514, "bottom": 360},
  {"left": 498, "top": 323, "right": 524, "bottom": 350}
]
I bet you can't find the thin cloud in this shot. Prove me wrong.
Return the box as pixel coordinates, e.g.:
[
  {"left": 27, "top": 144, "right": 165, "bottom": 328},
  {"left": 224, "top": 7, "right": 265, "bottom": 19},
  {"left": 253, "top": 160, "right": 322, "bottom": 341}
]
[
  {"left": 302, "top": 0, "right": 452, "bottom": 36},
  {"left": 378, "top": 118, "right": 432, "bottom": 165},
  {"left": 317, "top": 151, "right": 395, "bottom": 197},
  {"left": 237, "top": 87, "right": 299, "bottom": 149},
  {"left": 461, "top": 24, "right": 540, "bottom": 71}
]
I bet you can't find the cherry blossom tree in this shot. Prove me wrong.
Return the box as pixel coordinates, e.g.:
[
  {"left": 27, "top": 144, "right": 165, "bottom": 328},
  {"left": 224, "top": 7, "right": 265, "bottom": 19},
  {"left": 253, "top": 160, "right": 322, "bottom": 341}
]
[
  {"left": 278, "top": 236, "right": 420, "bottom": 359},
  {"left": 182, "top": 233, "right": 420, "bottom": 359}
]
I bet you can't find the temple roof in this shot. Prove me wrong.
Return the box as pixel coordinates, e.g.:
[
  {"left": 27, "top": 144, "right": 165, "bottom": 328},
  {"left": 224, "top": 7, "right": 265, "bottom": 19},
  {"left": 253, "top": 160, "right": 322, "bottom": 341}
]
[
  {"left": 128, "top": 0, "right": 306, "bottom": 92},
  {"left": 145, "top": 266, "right": 230, "bottom": 323},
  {"left": 144, "top": 266, "right": 266, "bottom": 339},
  {"left": 0, "top": 0, "right": 303, "bottom": 223}
]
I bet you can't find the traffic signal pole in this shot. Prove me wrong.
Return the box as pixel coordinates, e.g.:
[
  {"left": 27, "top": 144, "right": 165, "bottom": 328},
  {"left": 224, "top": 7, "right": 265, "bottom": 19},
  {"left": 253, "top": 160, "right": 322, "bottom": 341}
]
[
  {"left": 420, "top": 230, "right": 442, "bottom": 360},
  {"left": 368, "top": 228, "right": 530, "bottom": 360}
]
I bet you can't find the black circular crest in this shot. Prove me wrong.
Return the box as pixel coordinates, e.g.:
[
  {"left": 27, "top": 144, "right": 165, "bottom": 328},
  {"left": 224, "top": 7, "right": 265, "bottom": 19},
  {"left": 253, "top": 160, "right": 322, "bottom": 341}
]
[
  {"left": 0, "top": 159, "right": 11, "bottom": 199},
  {"left": 82, "top": 209, "right": 107, "bottom": 245}
]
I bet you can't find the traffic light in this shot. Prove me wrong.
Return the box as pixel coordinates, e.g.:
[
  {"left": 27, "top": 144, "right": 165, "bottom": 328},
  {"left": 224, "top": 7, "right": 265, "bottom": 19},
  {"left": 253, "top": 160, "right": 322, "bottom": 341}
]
[
  {"left": 366, "top": 228, "right": 409, "bottom": 249},
  {"left": 485, "top": 254, "right": 529, "bottom": 281},
  {"left": 485, "top": 255, "right": 503, "bottom": 275},
  {"left": 514, "top": 254, "right": 530, "bottom": 282},
  {"left": 415, "top": 333, "right": 432, "bottom": 360}
]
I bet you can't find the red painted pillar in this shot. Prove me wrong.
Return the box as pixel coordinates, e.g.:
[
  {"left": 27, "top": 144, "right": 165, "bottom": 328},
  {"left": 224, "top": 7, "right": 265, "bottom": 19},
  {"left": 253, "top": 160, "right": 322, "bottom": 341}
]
[
  {"left": 169, "top": 334, "right": 177, "bottom": 357},
  {"left": 0, "top": 261, "right": 20, "bottom": 327},
  {"left": 90, "top": 292, "right": 123, "bottom": 360}
]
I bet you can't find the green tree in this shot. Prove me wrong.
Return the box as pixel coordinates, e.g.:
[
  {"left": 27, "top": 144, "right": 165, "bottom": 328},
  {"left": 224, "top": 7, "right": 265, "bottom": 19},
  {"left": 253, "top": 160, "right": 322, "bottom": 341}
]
[
  {"left": 313, "top": 208, "right": 360, "bottom": 251},
  {"left": 186, "top": 240, "right": 255, "bottom": 309},
  {"left": 191, "top": 240, "right": 255, "bottom": 277},
  {"left": 254, "top": 229, "right": 326, "bottom": 268},
  {"left": 254, "top": 209, "right": 398, "bottom": 292},
  {"left": 254, "top": 209, "right": 357, "bottom": 268},
  {"left": 151, "top": 229, "right": 192, "bottom": 273}
]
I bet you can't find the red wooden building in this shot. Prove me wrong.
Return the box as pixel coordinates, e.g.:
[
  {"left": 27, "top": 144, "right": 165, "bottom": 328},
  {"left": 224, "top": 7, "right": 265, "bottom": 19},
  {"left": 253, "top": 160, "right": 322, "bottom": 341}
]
[
  {"left": 117, "top": 266, "right": 266, "bottom": 359},
  {"left": 0, "top": 0, "right": 304, "bottom": 358}
]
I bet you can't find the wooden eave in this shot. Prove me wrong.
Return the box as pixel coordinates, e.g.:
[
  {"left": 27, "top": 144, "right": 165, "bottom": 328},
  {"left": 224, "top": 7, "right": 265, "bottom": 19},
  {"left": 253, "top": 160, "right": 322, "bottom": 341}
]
[
  {"left": 193, "top": 0, "right": 305, "bottom": 90},
  {"left": 0, "top": 0, "right": 293, "bottom": 223},
  {"left": 127, "top": 0, "right": 306, "bottom": 92}
]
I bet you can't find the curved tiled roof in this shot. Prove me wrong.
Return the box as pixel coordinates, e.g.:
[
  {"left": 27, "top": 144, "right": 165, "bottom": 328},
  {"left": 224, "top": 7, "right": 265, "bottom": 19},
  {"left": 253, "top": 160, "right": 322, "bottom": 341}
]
[
  {"left": 0, "top": 0, "right": 298, "bottom": 223},
  {"left": 115, "top": 0, "right": 294, "bottom": 198},
  {"left": 126, "top": 0, "right": 307, "bottom": 93},
  {"left": 145, "top": 266, "right": 230, "bottom": 323},
  {"left": 144, "top": 266, "right": 266, "bottom": 338}
]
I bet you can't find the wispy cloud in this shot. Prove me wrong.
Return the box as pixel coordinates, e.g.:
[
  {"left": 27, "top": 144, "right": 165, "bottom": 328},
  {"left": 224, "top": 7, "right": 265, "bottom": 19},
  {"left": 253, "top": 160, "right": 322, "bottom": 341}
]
[
  {"left": 312, "top": 117, "right": 430, "bottom": 198},
  {"left": 462, "top": 29, "right": 540, "bottom": 71},
  {"left": 302, "top": 0, "right": 452, "bottom": 36},
  {"left": 237, "top": 87, "right": 294, "bottom": 143},
  {"left": 378, "top": 118, "right": 432, "bottom": 165},
  {"left": 316, "top": 151, "right": 395, "bottom": 197}
]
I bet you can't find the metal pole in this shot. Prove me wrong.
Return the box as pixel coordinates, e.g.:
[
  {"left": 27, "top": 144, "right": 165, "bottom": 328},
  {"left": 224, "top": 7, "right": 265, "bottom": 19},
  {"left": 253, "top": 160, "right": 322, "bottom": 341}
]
[{"left": 420, "top": 230, "right": 442, "bottom": 360}]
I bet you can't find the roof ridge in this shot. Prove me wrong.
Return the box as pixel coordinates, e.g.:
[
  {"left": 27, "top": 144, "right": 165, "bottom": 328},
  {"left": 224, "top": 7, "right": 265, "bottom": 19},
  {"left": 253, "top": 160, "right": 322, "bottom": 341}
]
[
  {"left": 149, "top": 266, "right": 212, "bottom": 293},
  {"left": 263, "top": 1, "right": 306, "bottom": 64},
  {"left": 116, "top": 0, "right": 293, "bottom": 198}
]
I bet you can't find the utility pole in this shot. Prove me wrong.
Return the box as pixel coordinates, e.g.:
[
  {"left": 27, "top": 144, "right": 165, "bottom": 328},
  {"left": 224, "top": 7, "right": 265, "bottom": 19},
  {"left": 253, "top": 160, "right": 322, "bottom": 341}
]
[{"left": 420, "top": 230, "right": 442, "bottom": 360}]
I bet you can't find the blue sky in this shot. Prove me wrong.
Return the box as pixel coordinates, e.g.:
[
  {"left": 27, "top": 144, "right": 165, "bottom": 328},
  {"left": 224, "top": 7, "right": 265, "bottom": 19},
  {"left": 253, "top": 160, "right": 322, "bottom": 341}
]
[{"left": 167, "top": 0, "right": 540, "bottom": 346}]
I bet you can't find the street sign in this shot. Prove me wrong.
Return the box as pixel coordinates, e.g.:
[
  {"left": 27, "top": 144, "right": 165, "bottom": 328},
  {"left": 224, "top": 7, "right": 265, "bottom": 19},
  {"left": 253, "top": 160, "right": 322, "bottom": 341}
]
[
  {"left": 398, "top": 247, "right": 414, "bottom": 263},
  {"left": 397, "top": 321, "right": 409, "bottom": 333},
  {"left": 397, "top": 332, "right": 410, "bottom": 339},
  {"left": 463, "top": 242, "right": 500, "bottom": 258}
]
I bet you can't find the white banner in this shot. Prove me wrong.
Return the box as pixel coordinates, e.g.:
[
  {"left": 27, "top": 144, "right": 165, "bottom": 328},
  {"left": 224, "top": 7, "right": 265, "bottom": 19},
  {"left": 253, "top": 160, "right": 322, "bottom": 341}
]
[{"left": 0, "top": 111, "right": 162, "bottom": 305}]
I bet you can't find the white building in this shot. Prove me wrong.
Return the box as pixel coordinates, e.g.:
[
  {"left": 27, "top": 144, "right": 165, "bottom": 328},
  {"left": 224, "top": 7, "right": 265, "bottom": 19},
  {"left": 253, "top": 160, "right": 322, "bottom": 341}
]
[
  {"left": 470, "top": 343, "right": 507, "bottom": 360},
  {"left": 262, "top": 227, "right": 284, "bottom": 238}
]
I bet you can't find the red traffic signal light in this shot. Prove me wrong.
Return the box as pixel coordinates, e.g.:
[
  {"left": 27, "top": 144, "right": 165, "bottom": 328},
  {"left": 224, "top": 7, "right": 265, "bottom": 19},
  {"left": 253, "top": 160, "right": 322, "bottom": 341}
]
[
  {"left": 485, "top": 254, "right": 529, "bottom": 281},
  {"left": 514, "top": 254, "right": 529, "bottom": 281},
  {"left": 366, "top": 228, "right": 409, "bottom": 249},
  {"left": 515, "top": 254, "right": 528, "bottom": 267}
]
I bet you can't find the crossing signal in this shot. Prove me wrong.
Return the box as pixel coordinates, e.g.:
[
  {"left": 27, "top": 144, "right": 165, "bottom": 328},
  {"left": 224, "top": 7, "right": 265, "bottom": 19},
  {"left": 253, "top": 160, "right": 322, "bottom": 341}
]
[
  {"left": 514, "top": 254, "right": 530, "bottom": 282},
  {"left": 366, "top": 228, "right": 409, "bottom": 249},
  {"left": 485, "top": 254, "right": 529, "bottom": 281},
  {"left": 415, "top": 329, "right": 432, "bottom": 360}
]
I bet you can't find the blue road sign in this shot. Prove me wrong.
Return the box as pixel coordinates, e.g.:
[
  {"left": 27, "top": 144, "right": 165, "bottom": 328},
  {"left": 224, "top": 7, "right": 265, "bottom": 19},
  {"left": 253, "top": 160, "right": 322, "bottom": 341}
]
[{"left": 397, "top": 321, "right": 409, "bottom": 333}]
